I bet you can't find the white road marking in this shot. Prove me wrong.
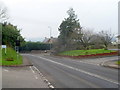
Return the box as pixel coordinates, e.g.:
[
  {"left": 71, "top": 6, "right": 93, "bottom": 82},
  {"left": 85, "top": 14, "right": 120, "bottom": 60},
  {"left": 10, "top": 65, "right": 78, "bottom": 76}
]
[
  {"left": 28, "top": 54, "right": 119, "bottom": 85},
  {"left": 68, "top": 57, "right": 118, "bottom": 66},
  {"left": 32, "top": 66, "right": 55, "bottom": 88},
  {"left": 30, "top": 66, "right": 39, "bottom": 80},
  {"left": 4, "top": 69, "right": 9, "bottom": 72},
  {"left": 49, "top": 56, "right": 104, "bottom": 66},
  {"left": 33, "top": 66, "right": 41, "bottom": 74},
  {"left": 29, "top": 66, "right": 35, "bottom": 74},
  {"left": 35, "top": 76, "right": 38, "bottom": 79},
  {"left": 74, "top": 60, "right": 100, "bottom": 66},
  {"left": 49, "top": 85, "right": 54, "bottom": 88}
]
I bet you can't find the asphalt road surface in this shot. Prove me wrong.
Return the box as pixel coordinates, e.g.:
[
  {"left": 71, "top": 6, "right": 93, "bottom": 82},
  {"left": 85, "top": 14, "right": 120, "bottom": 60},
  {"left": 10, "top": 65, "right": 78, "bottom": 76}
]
[
  {"left": 2, "top": 66, "right": 49, "bottom": 88},
  {"left": 23, "top": 54, "right": 119, "bottom": 88}
]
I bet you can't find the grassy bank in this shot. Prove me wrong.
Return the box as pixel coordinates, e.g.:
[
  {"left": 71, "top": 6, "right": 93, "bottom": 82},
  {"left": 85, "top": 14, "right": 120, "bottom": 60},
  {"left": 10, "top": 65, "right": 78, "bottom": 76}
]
[
  {"left": 0, "top": 47, "right": 23, "bottom": 65},
  {"left": 59, "top": 49, "right": 116, "bottom": 56}
]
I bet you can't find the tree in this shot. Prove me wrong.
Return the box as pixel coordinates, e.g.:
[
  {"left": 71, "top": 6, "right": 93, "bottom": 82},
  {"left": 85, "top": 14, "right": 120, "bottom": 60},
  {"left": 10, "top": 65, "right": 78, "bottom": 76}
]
[
  {"left": 57, "top": 8, "right": 82, "bottom": 52},
  {"left": 19, "top": 41, "right": 51, "bottom": 52},
  {"left": 0, "top": 23, "right": 2, "bottom": 45},
  {"left": 0, "top": 4, "right": 8, "bottom": 23},
  {"left": 2, "top": 22, "right": 24, "bottom": 47},
  {"left": 0, "top": 3, "right": 8, "bottom": 45},
  {"left": 78, "top": 29, "right": 94, "bottom": 50},
  {"left": 98, "top": 30, "right": 113, "bottom": 50}
]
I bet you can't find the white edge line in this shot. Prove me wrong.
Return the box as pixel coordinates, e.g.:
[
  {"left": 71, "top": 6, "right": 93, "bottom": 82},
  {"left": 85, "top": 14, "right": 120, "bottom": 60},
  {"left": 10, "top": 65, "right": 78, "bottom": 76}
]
[
  {"left": 32, "top": 65, "right": 55, "bottom": 88},
  {"left": 4, "top": 69, "right": 9, "bottom": 72},
  {"left": 29, "top": 66, "right": 35, "bottom": 74},
  {"left": 28, "top": 54, "right": 119, "bottom": 85}
]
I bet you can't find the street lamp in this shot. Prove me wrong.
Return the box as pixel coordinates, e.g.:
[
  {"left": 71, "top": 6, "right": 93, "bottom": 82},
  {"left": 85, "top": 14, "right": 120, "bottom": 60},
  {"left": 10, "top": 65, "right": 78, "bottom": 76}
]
[{"left": 48, "top": 26, "right": 52, "bottom": 51}]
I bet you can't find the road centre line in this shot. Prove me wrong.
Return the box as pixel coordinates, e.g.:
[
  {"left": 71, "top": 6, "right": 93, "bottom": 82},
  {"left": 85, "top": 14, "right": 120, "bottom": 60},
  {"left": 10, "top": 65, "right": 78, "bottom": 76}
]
[{"left": 28, "top": 54, "right": 119, "bottom": 85}]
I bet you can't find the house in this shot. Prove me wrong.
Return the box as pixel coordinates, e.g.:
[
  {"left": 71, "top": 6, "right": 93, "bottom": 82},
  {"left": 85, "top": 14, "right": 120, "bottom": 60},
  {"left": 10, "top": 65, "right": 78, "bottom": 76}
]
[{"left": 43, "top": 37, "right": 57, "bottom": 44}]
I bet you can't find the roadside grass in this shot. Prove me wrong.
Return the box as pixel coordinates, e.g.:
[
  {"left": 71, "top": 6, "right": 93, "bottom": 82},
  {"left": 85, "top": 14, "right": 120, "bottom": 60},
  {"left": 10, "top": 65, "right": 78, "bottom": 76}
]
[
  {"left": 0, "top": 47, "right": 23, "bottom": 65},
  {"left": 116, "top": 61, "right": 120, "bottom": 65},
  {"left": 59, "top": 49, "right": 116, "bottom": 56},
  {"left": 0, "top": 47, "right": 1, "bottom": 65}
]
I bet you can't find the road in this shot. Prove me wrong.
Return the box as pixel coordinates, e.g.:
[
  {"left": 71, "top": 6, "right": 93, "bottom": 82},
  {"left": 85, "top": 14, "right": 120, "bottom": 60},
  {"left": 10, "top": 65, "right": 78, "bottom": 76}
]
[
  {"left": 2, "top": 66, "right": 49, "bottom": 88},
  {"left": 23, "top": 54, "right": 119, "bottom": 88}
]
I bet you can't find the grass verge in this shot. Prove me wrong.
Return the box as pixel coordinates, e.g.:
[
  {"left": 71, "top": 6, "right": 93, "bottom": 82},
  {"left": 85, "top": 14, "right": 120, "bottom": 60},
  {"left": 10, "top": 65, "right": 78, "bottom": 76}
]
[
  {"left": 116, "top": 61, "right": 120, "bottom": 65},
  {"left": 0, "top": 47, "right": 23, "bottom": 65},
  {"left": 59, "top": 49, "right": 116, "bottom": 56}
]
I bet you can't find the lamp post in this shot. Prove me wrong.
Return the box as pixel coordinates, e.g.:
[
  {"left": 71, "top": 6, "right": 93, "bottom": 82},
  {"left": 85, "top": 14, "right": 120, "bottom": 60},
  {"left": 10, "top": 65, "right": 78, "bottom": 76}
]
[{"left": 48, "top": 26, "right": 52, "bottom": 51}]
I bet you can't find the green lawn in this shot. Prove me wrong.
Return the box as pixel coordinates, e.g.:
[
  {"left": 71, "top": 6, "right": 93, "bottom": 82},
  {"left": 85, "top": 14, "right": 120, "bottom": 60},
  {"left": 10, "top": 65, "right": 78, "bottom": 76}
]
[
  {"left": 59, "top": 49, "right": 116, "bottom": 56},
  {"left": 0, "top": 47, "right": 23, "bottom": 65}
]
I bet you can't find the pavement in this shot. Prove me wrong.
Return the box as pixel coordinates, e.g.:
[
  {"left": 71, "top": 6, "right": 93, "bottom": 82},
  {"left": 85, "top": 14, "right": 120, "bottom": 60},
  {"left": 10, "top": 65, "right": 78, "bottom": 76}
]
[
  {"left": 2, "top": 55, "right": 51, "bottom": 88},
  {"left": 101, "top": 60, "right": 120, "bottom": 69}
]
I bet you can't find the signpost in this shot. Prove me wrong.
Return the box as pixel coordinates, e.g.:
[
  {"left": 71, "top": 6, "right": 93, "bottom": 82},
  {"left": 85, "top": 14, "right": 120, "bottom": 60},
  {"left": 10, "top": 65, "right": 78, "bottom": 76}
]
[{"left": 2, "top": 45, "right": 7, "bottom": 54}]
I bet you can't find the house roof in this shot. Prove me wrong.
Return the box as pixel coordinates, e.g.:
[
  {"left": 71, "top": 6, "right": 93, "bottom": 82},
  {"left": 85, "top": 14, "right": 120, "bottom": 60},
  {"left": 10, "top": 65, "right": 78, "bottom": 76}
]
[
  {"left": 43, "top": 38, "right": 49, "bottom": 43},
  {"left": 43, "top": 37, "right": 57, "bottom": 43},
  {"left": 117, "top": 35, "right": 120, "bottom": 38}
]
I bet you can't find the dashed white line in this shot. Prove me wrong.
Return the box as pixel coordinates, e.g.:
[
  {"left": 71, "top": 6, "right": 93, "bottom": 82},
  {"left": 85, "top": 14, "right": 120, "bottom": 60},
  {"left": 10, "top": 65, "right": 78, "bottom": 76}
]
[
  {"left": 29, "top": 66, "right": 35, "bottom": 74},
  {"left": 4, "top": 69, "right": 9, "bottom": 72},
  {"left": 28, "top": 54, "right": 119, "bottom": 85},
  {"left": 30, "top": 66, "right": 39, "bottom": 80},
  {"left": 49, "top": 56, "right": 100, "bottom": 66},
  {"left": 76, "top": 60, "right": 100, "bottom": 66},
  {"left": 35, "top": 76, "right": 38, "bottom": 79},
  {"left": 49, "top": 85, "right": 54, "bottom": 88},
  {"left": 32, "top": 66, "right": 55, "bottom": 88},
  {"left": 33, "top": 66, "right": 41, "bottom": 73}
]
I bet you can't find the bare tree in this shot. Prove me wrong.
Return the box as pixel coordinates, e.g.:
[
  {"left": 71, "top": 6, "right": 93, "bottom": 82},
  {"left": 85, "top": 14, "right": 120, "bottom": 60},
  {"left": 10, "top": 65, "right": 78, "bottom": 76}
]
[
  {"left": 0, "top": 3, "right": 8, "bottom": 23},
  {"left": 99, "top": 30, "right": 114, "bottom": 50},
  {"left": 79, "top": 28, "right": 94, "bottom": 50},
  {"left": 0, "top": 3, "right": 8, "bottom": 45}
]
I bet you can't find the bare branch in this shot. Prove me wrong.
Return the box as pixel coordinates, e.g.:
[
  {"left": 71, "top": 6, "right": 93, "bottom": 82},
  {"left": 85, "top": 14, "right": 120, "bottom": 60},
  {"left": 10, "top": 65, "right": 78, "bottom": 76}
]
[{"left": 0, "top": 4, "right": 8, "bottom": 23}]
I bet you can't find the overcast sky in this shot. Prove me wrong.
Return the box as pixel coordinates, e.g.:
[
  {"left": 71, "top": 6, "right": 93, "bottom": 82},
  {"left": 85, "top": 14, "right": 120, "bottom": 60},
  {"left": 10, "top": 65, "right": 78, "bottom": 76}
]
[{"left": 0, "top": 0, "right": 119, "bottom": 41}]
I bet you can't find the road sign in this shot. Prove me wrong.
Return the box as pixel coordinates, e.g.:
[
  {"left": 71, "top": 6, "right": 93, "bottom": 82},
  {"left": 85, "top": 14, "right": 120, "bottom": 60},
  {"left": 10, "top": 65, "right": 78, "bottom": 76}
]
[
  {"left": 1, "top": 45, "right": 7, "bottom": 54},
  {"left": 2, "top": 45, "right": 6, "bottom": 48}
]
